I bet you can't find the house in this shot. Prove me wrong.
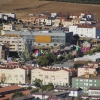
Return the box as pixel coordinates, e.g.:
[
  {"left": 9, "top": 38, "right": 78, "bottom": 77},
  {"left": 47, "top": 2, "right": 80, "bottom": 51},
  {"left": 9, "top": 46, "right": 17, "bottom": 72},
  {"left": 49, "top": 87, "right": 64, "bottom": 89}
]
[
  {"left": 54, "top": 86, "right": 83, "bottom": 97},
  {"left": 31, "top": 67, "right": 75, "bottom": 86},
  {"left": 81, "top": 86, "right": 100, "bottom": 100},
  {"left": 11, "top": 94, "right": 35, "bottom": 100},
  {"left": 32, "top": 91, "right": 69, "bottom": 100},
  {"left": 0, "top": 85, "right": 30, "bottom": 100},
  {"left": 3, "top": 24, "right": 16, "bottom": 31}
]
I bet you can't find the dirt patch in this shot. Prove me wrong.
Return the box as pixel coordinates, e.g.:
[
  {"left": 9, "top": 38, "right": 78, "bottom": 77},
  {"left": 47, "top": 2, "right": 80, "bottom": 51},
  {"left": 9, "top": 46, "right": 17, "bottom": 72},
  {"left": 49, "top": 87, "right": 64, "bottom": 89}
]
[{"left": 0, "top": 0, "right": 100, "bottom": 19}]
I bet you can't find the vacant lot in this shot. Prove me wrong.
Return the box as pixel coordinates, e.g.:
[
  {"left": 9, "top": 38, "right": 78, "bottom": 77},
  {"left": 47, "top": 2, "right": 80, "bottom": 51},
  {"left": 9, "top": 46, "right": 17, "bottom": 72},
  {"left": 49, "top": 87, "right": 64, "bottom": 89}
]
[{"left": 0, "top": 0, "right": 100, "bottom": 19}]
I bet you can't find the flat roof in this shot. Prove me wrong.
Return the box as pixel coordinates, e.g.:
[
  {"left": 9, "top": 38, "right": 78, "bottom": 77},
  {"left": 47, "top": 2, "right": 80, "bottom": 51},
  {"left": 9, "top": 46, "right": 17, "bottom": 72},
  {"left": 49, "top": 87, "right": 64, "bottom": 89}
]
[
  {"left": 4, "top": 30, "right": 71, "bottom": 36},
  {"left": 33, "top": 91, "right": 69, "bottom": 96}
]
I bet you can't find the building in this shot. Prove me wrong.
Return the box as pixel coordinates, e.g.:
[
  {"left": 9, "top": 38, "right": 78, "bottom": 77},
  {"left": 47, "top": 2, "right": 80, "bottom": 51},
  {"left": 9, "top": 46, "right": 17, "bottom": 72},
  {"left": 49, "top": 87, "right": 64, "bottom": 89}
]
[
  {"left": 0, "top": 36, "right": 24, "bottom": 52},
  {"left": 54, "top": 86, "right": 83, "bottom": 97},
  {"left": 3, "top": 24, "right": 16, "bottom": 31},
  {"left": 2, "top": 30, "right": 73, "bottom": 47},
  {"left": 78, "top": 64, "right": 100, "bottom": 76},
  {"left": 69, "top": 24, "right": 100, "bottom": 38},
  {"left": 72, "top": 73, "right": 100, "bottom": 93},
  {"left": 31, "top": 67, "right": 75, "bottom": 86},
  {"left": 0, "top": 67, "right": 28, "bottom": 84},
  {"left": 11, "top": 94, "right": 35, "bottom": 100},
  {"left": 0, "top": 43, "right": 9, "bottom": 60},
  {"left": 81, "top": 86, "right": 100, "bottom": 100},
  {"left": 74, "top": 53, "right": 100, "bottom": 62},
  {"left": 0, "top": 85, "right": 30, "bottom": 100},
  {"left": 32, "top": 91, "right": 69, "bottom": 100}
]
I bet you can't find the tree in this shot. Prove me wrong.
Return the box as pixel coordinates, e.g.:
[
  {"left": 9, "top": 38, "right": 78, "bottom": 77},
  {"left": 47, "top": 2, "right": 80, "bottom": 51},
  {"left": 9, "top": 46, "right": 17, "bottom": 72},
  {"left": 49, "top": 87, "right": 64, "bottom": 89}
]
[
  {"left": 73, "top": 64, "right": 84, "bottom": 69},
  {"left": 37, "top": 53, "right": 57, "bottom": 66},
  {"left": 30, "top": 88, "right": 39, "bottom": 94},
  {"left": 76, "top": 95, "right": 82, "bottom": 100},
  {"left": 66, "top": 54, "right": 73, "bottom": 59},
  {"left": 12, "top": 92, "right": 24, "bottom": 98},
  {"left": 73, "top": 34, "right": 80, "bottom": 45},
  {"left": 27, "top": 86, "right": 32, "bottom": 90},
  {"left": 33, "top": 79, "right": 43, "bottom": 88}
]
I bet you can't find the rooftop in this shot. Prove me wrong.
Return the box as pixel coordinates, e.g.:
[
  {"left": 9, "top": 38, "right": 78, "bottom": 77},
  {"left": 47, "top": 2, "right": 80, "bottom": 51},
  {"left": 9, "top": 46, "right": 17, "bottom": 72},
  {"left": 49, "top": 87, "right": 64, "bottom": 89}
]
[
  {"left": 33, "top": 91, "right": 69, "bottom": 96},
  {"left": 73, "top": 74, "right": 100, "bottom": 80}
]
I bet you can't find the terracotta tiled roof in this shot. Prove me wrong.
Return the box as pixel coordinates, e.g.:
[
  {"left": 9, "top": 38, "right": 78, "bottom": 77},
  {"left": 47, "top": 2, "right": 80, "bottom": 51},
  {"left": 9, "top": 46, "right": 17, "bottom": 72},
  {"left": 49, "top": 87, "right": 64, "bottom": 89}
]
[{"left": 0, "top": 85, "right": 22, "bottom": 93}]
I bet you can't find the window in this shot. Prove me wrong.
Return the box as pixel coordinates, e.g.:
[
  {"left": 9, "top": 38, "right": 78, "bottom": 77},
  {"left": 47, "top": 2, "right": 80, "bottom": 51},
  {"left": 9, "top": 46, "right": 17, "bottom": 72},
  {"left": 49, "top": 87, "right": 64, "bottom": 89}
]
[
  {"left": 94, "top": 80, "right": 96, "bottom": 82},
  {"left": 76, "top": 79, "right": 78, "bottom": 81},
  {"left": 89, "top": 80, "right": 92, "bottom": 82},
  {"left": 80, "top": 79, "right": 83, "bottom": 81}
]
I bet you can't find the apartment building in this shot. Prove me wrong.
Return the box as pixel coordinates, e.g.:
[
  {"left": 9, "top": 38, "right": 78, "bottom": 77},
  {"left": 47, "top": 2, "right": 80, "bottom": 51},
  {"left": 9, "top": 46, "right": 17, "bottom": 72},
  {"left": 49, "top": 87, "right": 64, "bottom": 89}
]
[
  {"left": 72, "top": 73, "right": 100, "bottom": 93},
  {"left": 0, "top": 36, "right": 24, "bottom": 52},
  {"left": 69, "top": 24, "right": 100, "bottom": 38},
  {"left": 0, "top": 67, "right": 28, "bottom": 84},
  {"left": 3, "top": 24, "right": 16, "bottom": 31},
  {"left": 31, "top": 67, "right": 75, "bottom": 86}
]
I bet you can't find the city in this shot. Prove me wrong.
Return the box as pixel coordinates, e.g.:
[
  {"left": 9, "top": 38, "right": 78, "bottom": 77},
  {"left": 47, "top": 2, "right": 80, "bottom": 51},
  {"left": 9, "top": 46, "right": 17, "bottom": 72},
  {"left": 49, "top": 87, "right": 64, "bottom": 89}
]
[{"left": 0, "top": 2, "right": 100, "bottom": 100}]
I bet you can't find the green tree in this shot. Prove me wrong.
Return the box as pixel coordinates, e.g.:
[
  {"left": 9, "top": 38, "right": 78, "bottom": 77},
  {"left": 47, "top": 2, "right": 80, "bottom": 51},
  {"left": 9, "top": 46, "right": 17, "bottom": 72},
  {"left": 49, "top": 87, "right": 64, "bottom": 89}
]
[
  {"left": 66, "top": 54, "right": 73, "bottom": 59},
  {"left": 12, "top": 92, "right": 24, "bottom": 98},
  {"left": 73, "top": 64, "right": 84, "bottom": 69},
  {"left": 38, "top": 53, "right": 57, "bottom": 66},
  {"left": 27, "top": 86, "right": 32, "bottom": 90},
  {"left": 33, "top": 79, "right": 43, "bottom": 88},
  {"left": 30, "top": 88, "right": 39, "bottom": 94}
]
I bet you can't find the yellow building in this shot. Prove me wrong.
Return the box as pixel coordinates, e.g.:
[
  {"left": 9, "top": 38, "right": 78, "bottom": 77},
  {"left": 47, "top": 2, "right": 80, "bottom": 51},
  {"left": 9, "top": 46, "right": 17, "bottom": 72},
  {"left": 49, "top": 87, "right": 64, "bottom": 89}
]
[{"left": 31, "top": 67, "right": 75, "bottom": 86}]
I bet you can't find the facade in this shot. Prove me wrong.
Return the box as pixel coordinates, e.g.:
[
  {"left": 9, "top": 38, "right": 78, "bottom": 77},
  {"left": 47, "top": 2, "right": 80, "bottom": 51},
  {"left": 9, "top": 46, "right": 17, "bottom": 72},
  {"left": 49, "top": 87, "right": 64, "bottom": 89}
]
[
  {"left": 31, "top": 67, "right": 75, "bottom": 86},
  {"left": 54, "top": 86, "right": 83, "bottom": 97},
  {"left": 0, "top": 36, "right": 24, "bottom": 52},
  {"left": 0, "top": 43, "right": 9, "bottom": 60},
  {"left": 72, "top": 74, "right": 100, "bottom": 93},
  {"left": 81, "top": 87, "right": 100, "bottom": 100},
  {"left": 3, "top": 24, "right": 16, "bottom": 31},
  {"left": 78, "top": 67, "right": 98, "bottom": 77},
  {"left": 69, "top": 24, "right": 100, "bottom": 38},
  {"left": 0, "top": 67, "right": 28, "bottom": 84},
  {"left": 2, "top": 30, "right": 73, "bottom": 47}
]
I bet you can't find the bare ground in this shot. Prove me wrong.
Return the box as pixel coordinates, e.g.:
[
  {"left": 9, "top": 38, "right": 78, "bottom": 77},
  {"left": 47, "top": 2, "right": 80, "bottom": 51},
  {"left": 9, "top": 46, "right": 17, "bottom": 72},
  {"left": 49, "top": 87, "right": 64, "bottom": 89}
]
[{"left": 0, "top": 0, "right": 100, "bottom": 19}]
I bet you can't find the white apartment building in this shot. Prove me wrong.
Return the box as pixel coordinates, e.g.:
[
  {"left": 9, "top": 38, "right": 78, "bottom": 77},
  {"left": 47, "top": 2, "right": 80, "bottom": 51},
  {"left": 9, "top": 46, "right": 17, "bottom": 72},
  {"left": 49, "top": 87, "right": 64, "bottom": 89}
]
[
  {"left": 31, "top": 67, "right": 75, "bottom": 86},
  {"left": 0, "top": 68, "right": 27, "bottom": 84},
  {"left": 69, "top": 25, "right": 100, "bottom": 38},
  {"left": 3, "top": 24, "right": 16, "bottom": 31},
  {"left": 0, "top": 37, "right": 24, "bottom": 52}
]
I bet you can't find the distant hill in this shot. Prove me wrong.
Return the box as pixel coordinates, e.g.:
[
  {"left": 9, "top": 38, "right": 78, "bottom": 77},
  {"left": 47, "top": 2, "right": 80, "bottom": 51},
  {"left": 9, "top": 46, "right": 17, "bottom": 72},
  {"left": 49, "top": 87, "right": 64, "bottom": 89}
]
[{"left": 0, "top": 0, "right": 100, "bottom": 19}]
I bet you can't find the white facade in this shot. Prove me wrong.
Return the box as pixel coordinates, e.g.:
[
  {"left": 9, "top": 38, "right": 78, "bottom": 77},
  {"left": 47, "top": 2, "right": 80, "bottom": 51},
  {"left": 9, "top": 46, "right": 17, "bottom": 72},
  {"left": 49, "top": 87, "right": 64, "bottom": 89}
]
[
  {"left": 3, "top": 24, "right": 16, "bottom": 31},
  {"left": 69, "top": 25, "right": 100, "bottom": 38},
  {"left": 0, "top": 68, "right": 27, "bottom": 84},
  {"left": 31, "top": 68, "right": 71, "bottom": 86},
  {"left": 0, "top": 37, "right": 24, "bottom": 52},
  {"left": 69, "top": 90, "right": 82, "bottom": 97}
]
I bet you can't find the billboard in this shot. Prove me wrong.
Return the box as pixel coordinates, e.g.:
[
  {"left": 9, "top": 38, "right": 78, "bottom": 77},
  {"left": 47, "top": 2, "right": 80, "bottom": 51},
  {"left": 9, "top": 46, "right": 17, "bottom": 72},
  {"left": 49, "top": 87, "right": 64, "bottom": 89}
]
[{"left": 35, "top": 36, "right": 51, "bottom": 43}]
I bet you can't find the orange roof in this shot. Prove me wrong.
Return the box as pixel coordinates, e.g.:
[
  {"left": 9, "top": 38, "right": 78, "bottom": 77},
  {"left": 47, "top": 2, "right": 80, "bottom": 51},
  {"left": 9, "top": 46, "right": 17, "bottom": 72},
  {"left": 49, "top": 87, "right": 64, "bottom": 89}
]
[
  {"left": 0, "top": 90, "right": 30, "bottom": 100},
  {"left": 0, "top": 85, "right": 21, "bottom": 93}
]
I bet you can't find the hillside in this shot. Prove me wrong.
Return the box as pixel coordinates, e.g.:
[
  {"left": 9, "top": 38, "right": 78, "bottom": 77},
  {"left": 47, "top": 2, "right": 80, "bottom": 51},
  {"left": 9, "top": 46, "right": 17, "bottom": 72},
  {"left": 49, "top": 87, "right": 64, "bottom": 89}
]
[{"left": 0, "top": 0, "right": 100, "bottom": 19}]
